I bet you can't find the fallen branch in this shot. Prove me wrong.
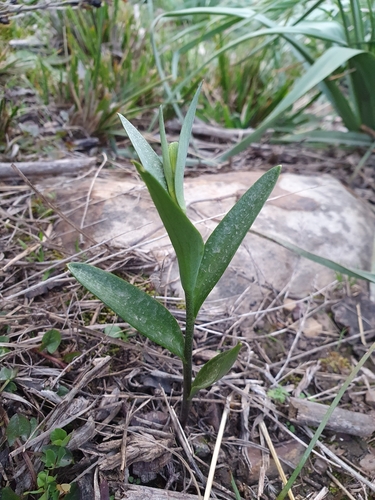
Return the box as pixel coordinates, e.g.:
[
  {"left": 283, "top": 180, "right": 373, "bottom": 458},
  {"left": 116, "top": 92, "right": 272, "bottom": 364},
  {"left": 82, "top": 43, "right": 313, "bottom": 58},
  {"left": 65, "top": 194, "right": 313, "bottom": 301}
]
[
  {"left": 121, "top": 485, "right": 200, "bottom": 500},
  {"left": 289, "top": 397, "right": 375, "bottom": 437},
  {"left": 0, "top": 158, "right": 96, "bottom": 178}
]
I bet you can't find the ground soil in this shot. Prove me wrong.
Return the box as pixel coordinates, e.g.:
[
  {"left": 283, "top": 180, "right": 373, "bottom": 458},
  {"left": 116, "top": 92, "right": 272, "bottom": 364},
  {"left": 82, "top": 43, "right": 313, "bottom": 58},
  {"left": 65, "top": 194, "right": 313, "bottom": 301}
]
[{"left": 1, "top": 116, "right": 375, "bottom": 500}]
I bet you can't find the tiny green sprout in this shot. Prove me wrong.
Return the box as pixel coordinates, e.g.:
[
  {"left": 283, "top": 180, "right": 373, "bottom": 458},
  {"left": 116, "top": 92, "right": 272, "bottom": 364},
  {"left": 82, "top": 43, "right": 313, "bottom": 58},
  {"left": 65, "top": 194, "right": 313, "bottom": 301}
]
[
  {"left": 68, "top": 84, "right": 281, "bottom": 428},
  {"left": 41, "top": 329, "right": 61, "bottom": 354},
  {"left": 25, "top": 429, "right": 75, "bottom": 500},
  {"left": 267, "top": 386, "right": 289, "bottom": 404}
]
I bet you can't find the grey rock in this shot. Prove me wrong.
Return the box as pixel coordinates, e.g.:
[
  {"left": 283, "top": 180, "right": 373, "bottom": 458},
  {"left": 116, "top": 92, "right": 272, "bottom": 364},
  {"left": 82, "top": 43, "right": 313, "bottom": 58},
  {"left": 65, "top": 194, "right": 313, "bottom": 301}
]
[{"left": 53, "top": 171, "right": 374, "bottom": 331}]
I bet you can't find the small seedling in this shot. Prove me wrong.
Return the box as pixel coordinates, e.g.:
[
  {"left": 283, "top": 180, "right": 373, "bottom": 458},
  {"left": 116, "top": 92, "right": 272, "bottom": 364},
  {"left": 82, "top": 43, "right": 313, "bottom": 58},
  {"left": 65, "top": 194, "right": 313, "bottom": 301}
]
[
  {"left": 40, "top": 329, "right": 62, "bottom": 354},
  {"left": 267, "top": 386, "right": 289, "bottom": 404},
  {"left": 68, "top": 84, "right": 281, "bottom": 427},
  {"left": 104, "top": 324, "right": 129, "bottom": 341},
  {"left": 0, "top": 366, "right": 17, "bottom": 393},
  {"left": 26, "top": 428, "right": 75, "bottom": 500},
  {"left": 0, "top": 335, "right": 10, "bottom": 356},
  {"left": 6, "top": 412, "right": 37, "bottom": 446}
]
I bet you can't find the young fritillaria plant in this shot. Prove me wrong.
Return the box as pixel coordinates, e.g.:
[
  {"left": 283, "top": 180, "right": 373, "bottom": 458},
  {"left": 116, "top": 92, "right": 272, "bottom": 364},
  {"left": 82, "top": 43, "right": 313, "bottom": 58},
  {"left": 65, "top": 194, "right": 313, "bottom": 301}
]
[{"left": 68, "top": 84, "right": 281, "bottom": 428}]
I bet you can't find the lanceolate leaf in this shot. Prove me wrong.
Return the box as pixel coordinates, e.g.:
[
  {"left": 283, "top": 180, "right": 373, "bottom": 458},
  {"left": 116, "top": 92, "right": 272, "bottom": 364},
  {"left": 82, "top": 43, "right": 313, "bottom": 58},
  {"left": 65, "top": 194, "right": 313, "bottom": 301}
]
[
  {"left": 251, "top": 230, "right": 375, "bottom": 284},
  {"left": 194, "top": 166, "right": 281, "bottom": 316},
  {"left": 118, "top": 113, "right": 167, "bottom": 191},
  {"left": 159, "top": 107, "right": 174, "bottom": 199},
  {"left": 220, "top": 47, "right": 364, "bottom": 161},
  {"left": 174, "top": 82, "right": 203, "bottom": 211},
  {"left": 67, "top": 263, "right": 185, "bottom": 359},
  {"left": 135, "top": 165, "right": 204, "bottom": 296},
  {"left": 279, "top": 130, "right": 373, "bottom": 147},
  {"left": 349, "top": 52, "right": 375, "bottom": 129},
  {"left": 190, "top": 343, "right": 241, "bottom": 399}
]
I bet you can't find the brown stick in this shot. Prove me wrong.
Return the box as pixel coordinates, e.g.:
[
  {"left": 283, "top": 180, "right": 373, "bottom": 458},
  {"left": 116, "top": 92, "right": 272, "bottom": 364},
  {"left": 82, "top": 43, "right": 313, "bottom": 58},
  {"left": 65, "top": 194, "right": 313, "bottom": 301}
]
[
  {"left": 0, "top": 158, "right": 96, "bottom": 178},
  {"left": 288, "top": 397, "right": 375, "bottom": 437},
  {"left": 121, "top": 485, "right": 200, "bottom": 499}
]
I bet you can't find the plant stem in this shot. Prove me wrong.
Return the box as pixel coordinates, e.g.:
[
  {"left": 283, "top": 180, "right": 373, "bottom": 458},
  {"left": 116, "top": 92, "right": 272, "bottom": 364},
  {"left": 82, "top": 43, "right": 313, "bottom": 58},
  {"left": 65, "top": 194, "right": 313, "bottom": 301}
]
[{"left": 180, "top": 293, "right": 196, "bottom": 429}]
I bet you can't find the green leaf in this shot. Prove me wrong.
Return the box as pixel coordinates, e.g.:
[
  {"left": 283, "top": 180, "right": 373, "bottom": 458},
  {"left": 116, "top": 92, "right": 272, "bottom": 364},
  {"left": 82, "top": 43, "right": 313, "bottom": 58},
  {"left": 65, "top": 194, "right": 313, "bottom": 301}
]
[
  {"left": 230, "top": 473, "right": 241, "bottom": 500},
  {"left": 104, "top": 325, "right": 123, "bottom": 338},
  {"left": 68, "top": 263, "right": 185, "bottom": 359},
  {"left": 267, "top": 386, "right": 289, "bottom": 404},
  {"left": 63, "top": 351, "right": 80, "bottom": 363},
  {"left": 41, "top": 329, "right": 61, "bottom": 354},
  {"left": 50, "top": 428, "right": 69, "bottom": 446},
  {"left": 6, "top": 413, "right": 31, "bottom": 446},
  {"left": 42, "top": 448, "right": 57, "bottom": 468},
  {"left": 0, "top": 335, "right": 10, "bottom": 356},
  {"left": 220, "top": 47, "right": 364, "bottom": 160},
  {"left": 174, "top": 82, "right": 202, "bottom": 211},
  {"left": 349, "top": 52, "right": 375, "bottom": 129},
  {"left": 56, "top": 446, "right": 73, "bottom": 467},
  {"left": 251, "top": 230, "right": 375, "bottom": 284},
  {"left": 194, "top": 166, "right": 281, "bottom": 315},
  {"left": 4, "top": 382, "right": 17, "bottom": 393},
  {"left": 190, "top": 344, "right": 241, "bottom": 399},
  {"left": 134, "top": 167, "right": 204, "bottom": 297},
  {"left": 65, "top": 483, "right": 80, "bottom": 500},
  {"left": 118, "top": 113, "right": 167, "bottom": 191},
  {"left": 0, "top": 487, "right": 22, "bottom": 500},
  {"left": 279, "top": 130, "right": 373, "bottom": 147},
  {"left": 57, "top": 385, "right": 69, "bottom": 397},
  {"left": 159, "top": 107, "right": 176, "bottom": 201},
  {"left": 0, "top": 367, "right": 16, "bottom": 381}
]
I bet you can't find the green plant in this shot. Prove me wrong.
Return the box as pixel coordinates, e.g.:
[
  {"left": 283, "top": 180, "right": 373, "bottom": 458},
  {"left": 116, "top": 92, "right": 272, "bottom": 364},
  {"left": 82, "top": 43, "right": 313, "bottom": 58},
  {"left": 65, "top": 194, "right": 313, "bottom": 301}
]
[
  {"left": 0, "top": 366, "right": 17, "bottom": 393},
  {"left": 0, "top": 335, "right": 10, "bottom": 356},
  {"left": 152, "top": 3, "right": 375, "bottom": 159},
  {"left": 0, "top": 97, "right": 18, "bottom": 145},
  {"left": 6, "top": 413, "right": 37, "bottom": 446},
  {"left": 36, "top": 0, "right": 161, "bottom": 140},
  {"left": 68, "top": 85, "right": 280, "bottom": 428},
  {"left": 267, "top": 386, "right": 289, "bottom": 404},
  {"left": 230, "top": 472, "right": 241, "bottom": 500},
  {"left": 40, "top": 329, "right": 61, "bottom": 354},
  {"left": 27, "top": 429, "right": 74, "bottom": 500},
  {"left": 104, "top": 324, "right": 129, "bottom": 342},
  {"left": 150, "top": 4, "right": 298, "bottom": 130}
]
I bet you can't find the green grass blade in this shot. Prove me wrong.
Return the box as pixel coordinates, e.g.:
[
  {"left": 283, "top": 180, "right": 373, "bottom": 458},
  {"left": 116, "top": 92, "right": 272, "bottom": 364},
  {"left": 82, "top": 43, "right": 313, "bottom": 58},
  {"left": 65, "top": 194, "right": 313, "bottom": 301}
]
[
  {"left": 68, "top": 263, "right": 185, "bottom": 359},
  {"left": 230, "top": 473, "right": 241, "bottom": 500},
  {"left": 220, "top": 47, "right": 364, "bottom": 161},
  {"left": 349, "top": 52, "right": 375, "bottom": 129},
  {"left": 337, "top": 0, "right": 351, "bottom": 45},
  {"left": 367, "top": 0, "right": 375, "bottom": 49},
  {"left": 194, "top": 166, "right": 281, "bottom": 316},
  {"left": 350, "top": 0, "right": 365, "bottom": 47},
  {"left": 177, "top": 18, "right": 238, "bottom": 56},
  {"left": 174, "top": 82, "right": 202, "bottom": 211},
  {"left": 278, "top": 130, "right": 373, "bottom": 146},
  {"left": 251, "top": 230, "right": 375, "bottom": 284},
  {"left": 135, "top": 166, "right": 204, "bottom": 297},
  {"left": 118, "top": 114, "right": 167, "bottom": 191},
  {"left": 190, "top": 343, "right": 241, "bottom": 399}
]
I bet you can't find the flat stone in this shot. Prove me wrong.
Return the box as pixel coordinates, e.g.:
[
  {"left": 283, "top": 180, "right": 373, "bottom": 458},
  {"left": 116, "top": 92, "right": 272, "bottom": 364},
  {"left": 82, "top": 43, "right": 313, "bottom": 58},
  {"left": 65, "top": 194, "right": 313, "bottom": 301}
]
[{"left": 51, "top": 170, "right": 374, "bottom": 331}]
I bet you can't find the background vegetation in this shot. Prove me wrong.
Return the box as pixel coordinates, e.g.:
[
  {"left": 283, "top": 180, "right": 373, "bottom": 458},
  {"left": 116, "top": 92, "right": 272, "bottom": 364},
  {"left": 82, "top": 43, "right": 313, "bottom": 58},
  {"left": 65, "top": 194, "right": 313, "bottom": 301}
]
[{"left": 2, "top": 0, "right": 375, "bottom": 164}]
